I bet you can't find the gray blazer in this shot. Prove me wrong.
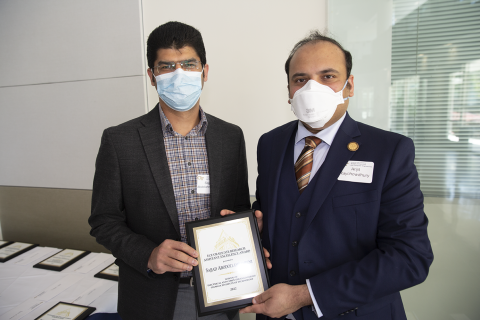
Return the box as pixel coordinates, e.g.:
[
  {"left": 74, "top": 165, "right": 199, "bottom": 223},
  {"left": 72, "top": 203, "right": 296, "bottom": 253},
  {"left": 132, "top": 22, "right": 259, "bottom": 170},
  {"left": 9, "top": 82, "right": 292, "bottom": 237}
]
[{"left": 89, "top": 105, "right": 251, "bottom": 320}]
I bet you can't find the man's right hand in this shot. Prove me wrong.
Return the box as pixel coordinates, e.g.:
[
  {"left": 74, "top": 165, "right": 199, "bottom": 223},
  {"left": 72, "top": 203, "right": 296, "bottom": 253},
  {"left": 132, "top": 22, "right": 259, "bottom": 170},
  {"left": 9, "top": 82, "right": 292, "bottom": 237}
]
[{"left": 147, "top": 239, "right": 198, "bottom": 274}]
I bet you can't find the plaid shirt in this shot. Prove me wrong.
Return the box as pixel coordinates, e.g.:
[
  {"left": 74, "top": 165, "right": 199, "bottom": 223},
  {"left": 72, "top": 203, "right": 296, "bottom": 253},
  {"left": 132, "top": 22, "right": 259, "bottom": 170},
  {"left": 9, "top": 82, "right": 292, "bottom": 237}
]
[{"left": 159, "top": 107, "right": 211, "bottom": 277}]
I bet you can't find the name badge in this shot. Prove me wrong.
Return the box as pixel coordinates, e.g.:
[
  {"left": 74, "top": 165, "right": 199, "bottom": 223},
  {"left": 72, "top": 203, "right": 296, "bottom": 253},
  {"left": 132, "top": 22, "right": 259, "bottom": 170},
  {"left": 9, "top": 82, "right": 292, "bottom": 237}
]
[
  {"left": 197, "top": 175, "right": 210, "bottom": 194},
  {"left": 338, "top": 161, "right": 374, "bottom": 183}
]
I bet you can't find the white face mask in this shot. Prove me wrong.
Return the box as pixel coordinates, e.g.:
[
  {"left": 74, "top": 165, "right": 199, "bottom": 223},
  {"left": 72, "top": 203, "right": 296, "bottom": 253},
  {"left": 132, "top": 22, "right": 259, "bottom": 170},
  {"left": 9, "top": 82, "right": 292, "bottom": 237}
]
[{"left": 290, "top": 80, "right": 349, "bottom": 129}]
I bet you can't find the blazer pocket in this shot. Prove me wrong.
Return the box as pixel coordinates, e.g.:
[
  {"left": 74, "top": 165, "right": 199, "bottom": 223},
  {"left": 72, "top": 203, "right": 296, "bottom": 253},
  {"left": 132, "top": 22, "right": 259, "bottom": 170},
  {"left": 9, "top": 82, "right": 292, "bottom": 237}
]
[
  {"left": 332, "top": 189, "right": 378, "bottom": 208},
  {"left": 355, "top": 292, "right": 398, "bottom": 317}
]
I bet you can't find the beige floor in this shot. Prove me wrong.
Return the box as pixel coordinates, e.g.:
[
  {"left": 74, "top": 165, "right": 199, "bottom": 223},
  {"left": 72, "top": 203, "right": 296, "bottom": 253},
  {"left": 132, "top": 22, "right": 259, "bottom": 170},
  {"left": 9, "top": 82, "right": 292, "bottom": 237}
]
[{"left": 240, "top": 197, "right": 480, "bottom": 320}]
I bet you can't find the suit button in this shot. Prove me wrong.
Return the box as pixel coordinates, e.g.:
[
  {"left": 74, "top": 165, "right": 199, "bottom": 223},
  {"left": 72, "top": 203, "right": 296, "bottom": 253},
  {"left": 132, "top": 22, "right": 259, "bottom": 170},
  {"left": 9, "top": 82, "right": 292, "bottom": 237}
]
[
  {"left": 292, "top": 241, "right": 298, "bottom": 247},
  {"left": 173, "top": 275, "right": 179, "bottom": 281},
  {"left": 290, "top": 270, "right": 296, "bottom": 276},
  {"left": 295, "top": 212, "right": 301, "bottom": 218},
  {"left": 195, "top": 218, "right": 199, "bottom": 221}
]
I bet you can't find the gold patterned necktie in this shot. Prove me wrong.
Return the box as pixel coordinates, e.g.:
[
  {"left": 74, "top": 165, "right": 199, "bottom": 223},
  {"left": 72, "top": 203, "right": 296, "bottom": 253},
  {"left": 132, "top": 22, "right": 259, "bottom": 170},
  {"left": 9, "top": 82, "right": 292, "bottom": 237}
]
[{"left": 295, "top": 136, "right": 322, "bottom": 194}]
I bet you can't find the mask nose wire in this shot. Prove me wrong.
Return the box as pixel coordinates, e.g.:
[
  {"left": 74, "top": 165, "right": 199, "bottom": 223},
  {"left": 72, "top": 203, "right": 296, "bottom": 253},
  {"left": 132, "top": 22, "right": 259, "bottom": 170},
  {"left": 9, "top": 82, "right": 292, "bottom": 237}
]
[{"left": 289, "top": 79, "right": 351, "bottom": 102}]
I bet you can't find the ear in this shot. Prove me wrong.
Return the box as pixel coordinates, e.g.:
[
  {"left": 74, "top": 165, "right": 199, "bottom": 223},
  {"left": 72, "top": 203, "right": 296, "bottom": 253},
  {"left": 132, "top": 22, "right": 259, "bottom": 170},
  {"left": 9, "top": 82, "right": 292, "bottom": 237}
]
[
  {"left": 347, "top": 75, "right": 354, "bottom": 97},
  {"left": 287, "top": 84, "right": 291, "bottom": 104},
  {"left": 147, "top": 68, "right": 156, "bottom": 87},
  {"left": 203, "top": 64, "right": 209, "bottom": 82}
]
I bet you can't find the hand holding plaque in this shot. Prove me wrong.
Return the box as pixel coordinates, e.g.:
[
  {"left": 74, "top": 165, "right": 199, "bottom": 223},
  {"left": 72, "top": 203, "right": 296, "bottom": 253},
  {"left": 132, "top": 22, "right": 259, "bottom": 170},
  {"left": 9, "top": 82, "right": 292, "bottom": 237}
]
[
  {"left": 221, "top": 209, "right": 264, "bottom": 233},
  {"left": 220, "top": 209, "right": 271, "bottom": 270},
  {"left": 147, "top": 239, "right": 198, "bottom": 274},
  {"left": 238, "top": 283, "right": 313, "bottom": 318},
  {"left": 186, "top": 210, "right": 270, "bottom": 317}
]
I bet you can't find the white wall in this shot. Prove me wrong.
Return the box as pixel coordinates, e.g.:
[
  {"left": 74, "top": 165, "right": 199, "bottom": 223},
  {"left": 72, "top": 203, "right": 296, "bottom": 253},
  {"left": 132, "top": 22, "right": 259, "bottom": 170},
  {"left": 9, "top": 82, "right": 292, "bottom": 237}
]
[
  {"left": 0, "top": 0, "right": 147, "bottom": 189},
  {"left": 0, "top": 0, "right": 328, "bottom": 194},
  {"left": 142, "top": 0, "right": 327, "bottom": 194}
]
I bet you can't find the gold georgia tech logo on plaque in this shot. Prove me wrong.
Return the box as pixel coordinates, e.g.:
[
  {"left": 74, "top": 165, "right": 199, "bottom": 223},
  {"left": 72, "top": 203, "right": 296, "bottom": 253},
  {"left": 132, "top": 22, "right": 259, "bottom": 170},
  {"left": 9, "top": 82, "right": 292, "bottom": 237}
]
[
  {"left": 347, "top": 141, "right": 359, "bottom": 152},
  {"left": 213, "top": 230, "right": 240, "bottom": 252},
  {"left": 56, "top": 308, "right": 71, "bottom": 317}
]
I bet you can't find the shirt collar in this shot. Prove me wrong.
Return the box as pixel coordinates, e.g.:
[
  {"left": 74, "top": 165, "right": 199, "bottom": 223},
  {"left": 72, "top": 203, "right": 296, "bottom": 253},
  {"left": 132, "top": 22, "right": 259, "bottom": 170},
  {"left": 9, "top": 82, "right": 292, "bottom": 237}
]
[
  {"left": 159, "top": 106, "right": 208, "bottom": 136},
  {"left": 295, "top": 113, "right": 347, "bottom": 147}
]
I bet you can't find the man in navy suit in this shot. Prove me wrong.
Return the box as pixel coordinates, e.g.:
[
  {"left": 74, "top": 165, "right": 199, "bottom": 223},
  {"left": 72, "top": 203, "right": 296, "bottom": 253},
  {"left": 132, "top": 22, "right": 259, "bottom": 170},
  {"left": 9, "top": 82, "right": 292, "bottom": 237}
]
[{"left": 236, "top": 31, "right": 433, "bottom": 319}]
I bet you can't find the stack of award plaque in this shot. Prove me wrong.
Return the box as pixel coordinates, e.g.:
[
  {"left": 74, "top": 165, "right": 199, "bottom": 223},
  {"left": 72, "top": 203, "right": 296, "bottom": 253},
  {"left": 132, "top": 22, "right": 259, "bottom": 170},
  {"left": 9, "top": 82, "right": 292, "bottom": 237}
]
[
  {"left": 94, "top": 262, "right": 119, "bottom": 281},
  {"left": 34, "top": 302, "right": 95, "bottom": 320},
  {"left": 0, "top": 242, "right": 38, "bottom": 263},
  {"left": 186, "top": 210, "right": 270, "bottom": 317},
  {"left": 33, "top": 249, "right": 90, "bottom": 271}
]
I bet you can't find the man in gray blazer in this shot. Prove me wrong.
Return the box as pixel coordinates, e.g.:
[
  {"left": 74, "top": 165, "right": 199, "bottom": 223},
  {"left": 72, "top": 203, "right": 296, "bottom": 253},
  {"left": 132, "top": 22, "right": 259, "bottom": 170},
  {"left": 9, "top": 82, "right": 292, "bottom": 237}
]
[{"left": 89, "top": 22, "right": 250, "bottom": 320}]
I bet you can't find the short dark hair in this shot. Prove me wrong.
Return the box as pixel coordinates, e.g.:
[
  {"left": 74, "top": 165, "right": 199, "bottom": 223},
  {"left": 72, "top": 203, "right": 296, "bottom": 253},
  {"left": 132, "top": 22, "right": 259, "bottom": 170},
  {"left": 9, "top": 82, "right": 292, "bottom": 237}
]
[
  {"left": 285, "top": 30, "right": 352, "bottom": 83},
  {"left": 146, "top": 21, "right": 206, "bottom": 69}
]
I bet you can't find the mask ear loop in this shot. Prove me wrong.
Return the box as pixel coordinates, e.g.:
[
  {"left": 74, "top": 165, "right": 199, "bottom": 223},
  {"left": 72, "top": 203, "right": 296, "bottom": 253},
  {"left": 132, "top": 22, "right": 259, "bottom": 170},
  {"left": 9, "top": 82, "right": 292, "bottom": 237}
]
[
  {"left": 341, "top": 80, "right": 350, "bottom": 101},
  {"left": 151, "top": 68, "right": 160, "bottom": 96},
  {"left": 151, "top": 68, "right": 156, "bottom": 84}
]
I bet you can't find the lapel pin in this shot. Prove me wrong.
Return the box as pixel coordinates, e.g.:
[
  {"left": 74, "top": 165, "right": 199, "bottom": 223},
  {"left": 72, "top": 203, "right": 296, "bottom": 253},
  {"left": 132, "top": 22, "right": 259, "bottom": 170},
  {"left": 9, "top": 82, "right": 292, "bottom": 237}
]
[{"left": 347, "top": 141, "right": 359, "bottom": 152}]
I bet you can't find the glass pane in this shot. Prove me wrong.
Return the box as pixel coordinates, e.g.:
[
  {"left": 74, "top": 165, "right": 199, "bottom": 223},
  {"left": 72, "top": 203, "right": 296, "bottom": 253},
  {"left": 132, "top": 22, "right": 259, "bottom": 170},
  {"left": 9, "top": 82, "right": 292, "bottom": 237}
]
[
  {"left": 391, "top": 0, "right": 480, "bottom": 198},
  {"left": 329, "top": 1, "right": 480, "bottom": 319}
]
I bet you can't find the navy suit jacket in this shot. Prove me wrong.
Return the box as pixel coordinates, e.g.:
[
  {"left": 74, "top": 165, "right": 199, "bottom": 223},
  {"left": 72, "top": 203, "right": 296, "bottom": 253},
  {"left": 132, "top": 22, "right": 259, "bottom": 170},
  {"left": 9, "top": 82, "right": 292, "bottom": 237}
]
[{"left": 252, "top": 113, "right": 433, "bottom": 320}]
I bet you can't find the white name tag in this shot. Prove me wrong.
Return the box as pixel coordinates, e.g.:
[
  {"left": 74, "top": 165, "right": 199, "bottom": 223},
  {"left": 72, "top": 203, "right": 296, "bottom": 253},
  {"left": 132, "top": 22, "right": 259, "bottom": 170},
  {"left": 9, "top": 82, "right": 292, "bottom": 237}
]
[
  {"left": 197, "top": 174, "right": 210, "bottom": 194},
  {"left": 338, "top": 161, "right": 374, "bottom": 183}
]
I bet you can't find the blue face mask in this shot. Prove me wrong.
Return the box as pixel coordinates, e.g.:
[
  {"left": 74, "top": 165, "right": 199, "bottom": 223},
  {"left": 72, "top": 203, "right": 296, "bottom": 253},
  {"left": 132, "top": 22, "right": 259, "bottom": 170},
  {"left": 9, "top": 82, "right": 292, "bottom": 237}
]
[{"left": 154, "top": 68, "right": 203, "bottom": 112}]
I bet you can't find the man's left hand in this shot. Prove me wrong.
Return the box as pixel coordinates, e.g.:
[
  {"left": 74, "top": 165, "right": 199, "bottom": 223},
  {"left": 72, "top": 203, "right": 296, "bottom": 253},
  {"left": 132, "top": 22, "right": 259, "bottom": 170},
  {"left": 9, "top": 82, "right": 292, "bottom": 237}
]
[{"left": 239, "top": 283, "right": 313, "bottom": 318}]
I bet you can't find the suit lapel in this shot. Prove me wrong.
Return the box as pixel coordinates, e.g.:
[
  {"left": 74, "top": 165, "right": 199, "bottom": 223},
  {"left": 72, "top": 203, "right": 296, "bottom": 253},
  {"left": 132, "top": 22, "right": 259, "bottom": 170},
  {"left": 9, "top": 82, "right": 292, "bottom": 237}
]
[
  {"left": 205, "top": 114, "right": 222, "bottom": 218},
  {"left": 268, "top": 121, "right": 298, "bottom": 249},
  {"left": 138, "top": 105, "right": 181, "bottom": 237},
  {"left": 302, "top": 113, "right": 361, "bottom": 234}
]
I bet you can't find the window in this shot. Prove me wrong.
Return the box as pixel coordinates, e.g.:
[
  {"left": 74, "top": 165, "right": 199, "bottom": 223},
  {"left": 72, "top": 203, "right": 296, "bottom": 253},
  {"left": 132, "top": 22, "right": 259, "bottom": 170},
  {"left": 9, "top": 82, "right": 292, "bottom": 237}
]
[{"left": 391, "top": 0, "right": 480, "bottom": 198}]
